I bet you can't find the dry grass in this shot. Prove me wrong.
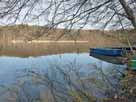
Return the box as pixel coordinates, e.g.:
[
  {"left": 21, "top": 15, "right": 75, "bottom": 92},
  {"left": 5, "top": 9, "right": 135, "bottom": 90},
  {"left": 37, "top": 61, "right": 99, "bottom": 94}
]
[{"left": 0, "top": 24, "right": 135, "bottom": 56}]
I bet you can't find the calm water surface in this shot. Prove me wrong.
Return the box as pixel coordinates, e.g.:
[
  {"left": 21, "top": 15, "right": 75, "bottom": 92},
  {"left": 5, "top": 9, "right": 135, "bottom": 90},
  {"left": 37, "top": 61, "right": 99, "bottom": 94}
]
[{"left": 0, "top": 53, "right": 126, "bottom": 102}]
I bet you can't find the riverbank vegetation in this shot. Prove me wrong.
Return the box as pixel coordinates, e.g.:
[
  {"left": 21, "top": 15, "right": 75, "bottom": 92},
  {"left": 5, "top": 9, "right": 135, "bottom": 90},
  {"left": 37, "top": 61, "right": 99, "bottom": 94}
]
[
  {"left": 106, "top": 70, "right": 136, "bottom": 102},
  {"left": 0, "top": 24, "right": 136, "bottom": 57}
]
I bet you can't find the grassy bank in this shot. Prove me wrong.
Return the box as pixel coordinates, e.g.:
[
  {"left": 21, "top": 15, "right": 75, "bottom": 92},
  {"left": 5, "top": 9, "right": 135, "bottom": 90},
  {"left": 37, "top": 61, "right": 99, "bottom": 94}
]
[{"left": 0, "top": 24, "right": 130, "bottom": 57}]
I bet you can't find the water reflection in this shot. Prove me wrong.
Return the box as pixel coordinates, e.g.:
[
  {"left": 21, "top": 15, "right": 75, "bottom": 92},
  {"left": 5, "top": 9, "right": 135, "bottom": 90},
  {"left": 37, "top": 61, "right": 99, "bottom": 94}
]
[{"left": 0, "top": 53, "right": 126, "bottom": 102}]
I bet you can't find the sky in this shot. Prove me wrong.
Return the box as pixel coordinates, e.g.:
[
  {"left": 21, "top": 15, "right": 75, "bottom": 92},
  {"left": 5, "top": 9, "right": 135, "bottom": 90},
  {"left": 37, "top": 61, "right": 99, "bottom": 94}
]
[{"left": 0, "top": 0, "right": 134, "bottom": 30}]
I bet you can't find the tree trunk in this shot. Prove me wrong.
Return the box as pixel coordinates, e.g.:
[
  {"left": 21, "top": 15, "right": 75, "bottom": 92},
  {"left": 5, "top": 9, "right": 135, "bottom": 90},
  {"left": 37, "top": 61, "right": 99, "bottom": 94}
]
[{"left": 119, "top": 0, "right": 136, "bottom": 29}]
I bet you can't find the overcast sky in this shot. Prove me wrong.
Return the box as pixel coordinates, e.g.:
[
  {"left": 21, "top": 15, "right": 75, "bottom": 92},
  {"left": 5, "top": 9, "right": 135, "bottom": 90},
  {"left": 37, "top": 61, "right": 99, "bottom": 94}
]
[{"left": 0, "top": 0, "right": 134, "bottom": 30}]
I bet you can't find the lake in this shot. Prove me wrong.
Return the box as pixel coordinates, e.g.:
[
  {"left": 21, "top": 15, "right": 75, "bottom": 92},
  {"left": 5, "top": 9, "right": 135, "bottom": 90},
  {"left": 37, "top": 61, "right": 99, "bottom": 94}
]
[{"left": 0, "top": 53, "right": 126, "bottom": 102}]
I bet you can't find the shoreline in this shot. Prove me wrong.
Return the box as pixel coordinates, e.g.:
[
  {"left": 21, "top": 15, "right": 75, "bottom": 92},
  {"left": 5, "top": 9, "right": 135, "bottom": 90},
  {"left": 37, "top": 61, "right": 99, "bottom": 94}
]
[{"left": 11, "top": 40, "right": 89, "bottom": 44}]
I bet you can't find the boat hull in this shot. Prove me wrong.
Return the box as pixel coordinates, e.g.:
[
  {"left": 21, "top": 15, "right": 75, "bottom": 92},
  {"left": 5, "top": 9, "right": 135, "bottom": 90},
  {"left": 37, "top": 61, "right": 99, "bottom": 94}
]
[{"left": 90, "top": 48, "right": 123, "bottom": 57}]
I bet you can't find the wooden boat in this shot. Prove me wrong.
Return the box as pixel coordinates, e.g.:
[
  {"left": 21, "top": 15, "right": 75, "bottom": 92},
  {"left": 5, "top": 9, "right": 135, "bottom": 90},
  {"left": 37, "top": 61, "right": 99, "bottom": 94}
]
[
  {"left": 90, "top": 48, "right": 124, "bottom": 56},
  {"left": 89, "top": 48, "right": 129, "bottom": 64},
  {"left": 89, "top": 47, "right": 136, "bottom": 64}
]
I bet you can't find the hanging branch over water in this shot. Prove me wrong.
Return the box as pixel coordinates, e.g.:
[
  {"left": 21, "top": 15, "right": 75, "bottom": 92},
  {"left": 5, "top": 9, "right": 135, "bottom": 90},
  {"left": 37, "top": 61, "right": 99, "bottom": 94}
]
[{"left": 0, "top": 0, "right": 136, "bottom": 30}]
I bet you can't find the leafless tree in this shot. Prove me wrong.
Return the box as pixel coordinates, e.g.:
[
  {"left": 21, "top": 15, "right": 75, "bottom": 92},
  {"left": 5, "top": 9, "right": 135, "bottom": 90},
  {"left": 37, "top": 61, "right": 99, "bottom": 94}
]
[{"left": 0, "top": 0, "right": 136, "bottom": 30}]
